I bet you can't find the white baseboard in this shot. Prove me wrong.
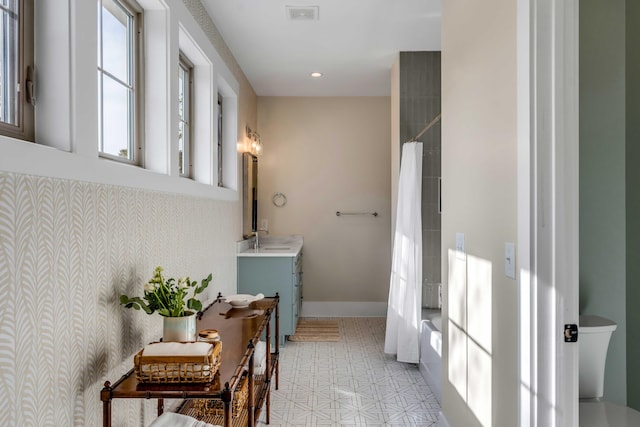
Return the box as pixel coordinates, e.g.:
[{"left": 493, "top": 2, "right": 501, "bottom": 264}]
[
  {"left": 301, "top": 301, "right": 387, "bottom": 317},
  {"left": 439, "top": 411, "right": 450, "bottom": 427}
]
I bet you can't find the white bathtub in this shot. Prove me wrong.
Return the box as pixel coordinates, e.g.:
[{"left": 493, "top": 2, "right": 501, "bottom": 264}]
[{"left": 420, "top": 308, "right": 442, "bottom": 403}]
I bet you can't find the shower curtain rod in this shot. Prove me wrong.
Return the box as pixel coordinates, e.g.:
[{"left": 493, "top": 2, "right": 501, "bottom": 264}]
[{"left": 408, "top": 113, "right": 441, "bottom": 142}]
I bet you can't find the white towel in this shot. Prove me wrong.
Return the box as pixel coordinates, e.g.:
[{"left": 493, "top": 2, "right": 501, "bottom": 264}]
[
  {"left": 142, "top": 342, "right": 213, "bottom": 357},
  {"left": 253, "top": 341, "right": 266, "bottom": 375},
  {"left": 148, "top": 412, "right": 221, "bottom": 427}
]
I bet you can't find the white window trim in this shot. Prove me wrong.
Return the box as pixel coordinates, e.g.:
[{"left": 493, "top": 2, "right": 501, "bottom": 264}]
[
  {"left": 178, "top": 22, "right": 238, "bottom": 190},
  {"left": 97, "top": 0, "right": 144, "bottom": 165},
  {"left": 217, "top": 80, "right": 238, "bottom": 191},
  {"left": 217, "top": 94, "right": 223, "bottom": 187},
  {"left": 178, "top": 53, "right": 193, "bottom": 178},
  {"left": 0, "top": 0, "right": 35, "bottom": 141},
  {"left": 1, "top": 0, "right": 239, "bottom": 202}
]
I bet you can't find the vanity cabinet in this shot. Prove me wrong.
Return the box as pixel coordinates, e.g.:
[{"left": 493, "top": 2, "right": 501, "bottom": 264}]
[{"left": 238, "top": 251, "right": 302, "bottom": 341}]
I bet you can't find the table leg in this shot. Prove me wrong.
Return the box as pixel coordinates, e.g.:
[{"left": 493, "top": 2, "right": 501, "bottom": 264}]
[
  {"left": 157, "top": 399, "right": 164, "bottom": 416},
  {"left": 101, "top": 381, "right": 112, "bottom": 427},
  {"left": 266, "top": 383, "right": 271, "bottom": 425},
  {"left": 102, "top": 399, "right": 111, "bottom": 427},
  {"left": 223, "top": 382, "right": 232, "bottom": 427},
  {"left": 275, "top": 296, "right": 280, "bottom": 391}
]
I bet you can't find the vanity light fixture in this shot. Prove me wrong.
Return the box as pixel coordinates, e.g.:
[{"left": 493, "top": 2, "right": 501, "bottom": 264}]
[
  {"left": 246, "top": 126, "right": 263, "bottom": 156},
  {"left": 252, "top": 137, "right": 263, "bottom": 156},
  {"left": 310, "top": 72, "right": 323, "bottom": 78}
]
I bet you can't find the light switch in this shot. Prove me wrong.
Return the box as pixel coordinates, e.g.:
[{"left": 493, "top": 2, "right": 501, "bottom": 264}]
[
  {"left": 505, "top": 242, "right": 516, "bottom": 279},
  {"left": 456, "top": 233, "right": 465, "bottom": 260}
]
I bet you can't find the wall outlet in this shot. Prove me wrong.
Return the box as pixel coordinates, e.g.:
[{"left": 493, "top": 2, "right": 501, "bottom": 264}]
[
  {"left": 260, "top": 218, "right": 269, "bottom": 231},
  {"left": 505, "top": 242, "right": 516, "bottom": 279}
]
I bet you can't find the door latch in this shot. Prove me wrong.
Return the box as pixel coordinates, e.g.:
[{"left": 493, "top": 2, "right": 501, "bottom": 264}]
[{"left": 564, "top": 324, "right": 578, "bottom": 342}]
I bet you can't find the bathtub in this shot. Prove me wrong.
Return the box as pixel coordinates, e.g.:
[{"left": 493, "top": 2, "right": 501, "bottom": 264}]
[{"left": 420, "top": 308, "right": 442, "bottom": 403}]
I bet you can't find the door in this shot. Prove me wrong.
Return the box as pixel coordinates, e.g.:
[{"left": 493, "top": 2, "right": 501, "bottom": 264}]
[{"left": 518, "top": 0, "right": 580, "bottom": 426}]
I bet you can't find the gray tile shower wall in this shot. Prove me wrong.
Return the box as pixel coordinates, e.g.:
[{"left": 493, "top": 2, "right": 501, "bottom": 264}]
[{"left": 400, "top": 51, "right": 442, "bottom": 293}]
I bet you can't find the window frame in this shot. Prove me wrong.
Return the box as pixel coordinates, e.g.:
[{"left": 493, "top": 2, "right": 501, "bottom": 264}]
[
  {"left": 178, "top": 52, "right": 193, "bottom": 178},
  {"left": 217, "top": 93, "right": 223, "bottom": 187},
  {"left": 0, "top": 0, "right": 34, "bottom": 141},
  {"left": 1, "top": 0, "right": 240, "bottom": 201},
  {"left": 97, "top": 0, "right": 144, "bottom": 165}
]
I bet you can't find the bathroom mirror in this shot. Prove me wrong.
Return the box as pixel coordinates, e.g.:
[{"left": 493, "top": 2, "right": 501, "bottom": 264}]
[{"left": 242, "top": 152, "right": 258, "bottom": 238}]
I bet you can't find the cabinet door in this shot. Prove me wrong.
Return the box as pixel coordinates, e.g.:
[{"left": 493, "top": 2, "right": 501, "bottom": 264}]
[
  {"left": 294, "top": 252, "right": 303, "bottom": 325},
  {"left": 238, "top": 257, "right": 295, "bottom": 337}
]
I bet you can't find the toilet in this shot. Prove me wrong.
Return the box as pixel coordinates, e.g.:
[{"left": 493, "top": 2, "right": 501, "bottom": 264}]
[{"left": 579, "top": 314, "right": 617, "bottom": 400}]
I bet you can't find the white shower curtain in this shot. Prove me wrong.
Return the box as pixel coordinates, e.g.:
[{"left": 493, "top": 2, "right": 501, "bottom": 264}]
[{"left": 384, "top": 142, "right": 422, "bottom": 363}]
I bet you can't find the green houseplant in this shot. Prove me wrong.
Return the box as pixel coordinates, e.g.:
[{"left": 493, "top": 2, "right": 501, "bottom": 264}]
[
  {"left": 120, "top": 266, "right": 212, "bottom": 317},
  {"left": 120, "top": 267, "right": 212, "bottom": 341}
]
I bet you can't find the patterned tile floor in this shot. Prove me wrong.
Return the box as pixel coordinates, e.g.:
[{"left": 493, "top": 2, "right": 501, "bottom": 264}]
[{"left": 258, "top": 317, "right": 440, "bottom": 427}]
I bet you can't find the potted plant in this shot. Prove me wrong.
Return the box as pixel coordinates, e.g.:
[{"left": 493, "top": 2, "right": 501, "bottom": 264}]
[{"left": 120, "top": 266, "right": 212, "bottom": 341}]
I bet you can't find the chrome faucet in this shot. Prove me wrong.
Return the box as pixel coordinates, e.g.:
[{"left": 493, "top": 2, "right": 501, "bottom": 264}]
[{"left": 253, "top": 228, "right": 268, "bottom": 250}]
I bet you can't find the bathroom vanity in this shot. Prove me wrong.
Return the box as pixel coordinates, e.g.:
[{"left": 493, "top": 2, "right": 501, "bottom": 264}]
[{"left": 237, "top": 236, "right": 303, "bottom": 343}]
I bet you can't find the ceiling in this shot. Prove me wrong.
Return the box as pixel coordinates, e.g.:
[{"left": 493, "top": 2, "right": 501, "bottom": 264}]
[{"left": 201, "top": 0, "right": 442, "bottom": 97}]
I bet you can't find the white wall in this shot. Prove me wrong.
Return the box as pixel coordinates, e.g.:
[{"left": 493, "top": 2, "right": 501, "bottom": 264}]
[
  {"left": 257, "top": 97, "right": 391, "bottom": 313},
  {"left": 441, "top": 1, "right": 519, "bottom": 426},
  {"left": 0, "top": 0, "right": 257, "bottom": 425}
]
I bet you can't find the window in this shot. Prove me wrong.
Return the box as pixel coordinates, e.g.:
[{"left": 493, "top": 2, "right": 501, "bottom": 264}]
[
  {"left": 217, "top": 93, "right": 223, "bottom": 187},
  {"left": 97, "top": 0, "right": 142, "bottom": 163},
  {"left": 0, "top": 0, "right": 34, "bottom": 141},
  {"left": 178, "top": 54, "right": 192, "bottom": 177}
]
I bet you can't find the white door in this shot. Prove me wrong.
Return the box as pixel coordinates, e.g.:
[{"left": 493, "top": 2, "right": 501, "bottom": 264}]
[{"left": 518, "top": 0, "right": 580, "bottom": 426}]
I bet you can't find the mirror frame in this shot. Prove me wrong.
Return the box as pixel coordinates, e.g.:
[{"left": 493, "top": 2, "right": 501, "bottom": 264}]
[{"left": 242, "top": 152, "right": 258, "bottom": 238}]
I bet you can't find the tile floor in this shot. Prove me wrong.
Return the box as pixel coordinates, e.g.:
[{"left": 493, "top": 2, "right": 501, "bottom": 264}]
[
  {"left": 258, "top": 317, "right": 441, "bottom": 427},
  {"left": 579, "top": 401, "right": 640, "bottom": 427}
]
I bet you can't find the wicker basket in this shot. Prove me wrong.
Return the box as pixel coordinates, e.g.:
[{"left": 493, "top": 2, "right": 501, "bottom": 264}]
[
  {"left": 134, "top": 341, "right": 222, "bottom": 384},
  {"left": 191, "top": 371, "right": 249, "bottom": 417}
]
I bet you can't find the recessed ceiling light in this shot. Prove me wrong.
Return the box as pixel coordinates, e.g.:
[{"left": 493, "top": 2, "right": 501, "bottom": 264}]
[{"left": 311, "top": 72, "right": 323, "bottom": 78}]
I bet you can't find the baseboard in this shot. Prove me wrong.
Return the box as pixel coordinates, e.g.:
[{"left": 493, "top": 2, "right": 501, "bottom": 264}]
[
  {"left": 301, "top": 301, "right": 387, "bottom": 317},
  {"left": 439, "top": 411, "right": 451, "bottom": 427}
]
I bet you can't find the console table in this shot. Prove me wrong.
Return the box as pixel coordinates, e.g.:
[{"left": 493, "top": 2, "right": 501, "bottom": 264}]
[{"left": 101, "top": 295, "right": 279, "bottom": 427}]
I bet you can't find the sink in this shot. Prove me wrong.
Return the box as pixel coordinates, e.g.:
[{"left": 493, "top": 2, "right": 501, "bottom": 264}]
[{"left": 237, "top": 234, "right": 303, "bottom": 257}]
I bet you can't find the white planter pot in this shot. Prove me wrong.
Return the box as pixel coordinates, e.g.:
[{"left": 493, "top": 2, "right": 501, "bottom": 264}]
[{"left": 162, "top": 311, "right": 197, "bottom": 342}]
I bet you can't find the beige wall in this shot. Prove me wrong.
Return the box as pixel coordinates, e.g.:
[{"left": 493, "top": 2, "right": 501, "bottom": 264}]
[
  {"left": 257, "top": 97, "right": 391, "bottom": 305},
  {"left": 441, "top": 1, "right": 518, "bottom": 426}
]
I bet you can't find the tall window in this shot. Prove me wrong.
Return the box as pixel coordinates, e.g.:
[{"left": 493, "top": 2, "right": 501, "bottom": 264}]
[
  {"left": 178, "top": 54, "right": 192, "bottom": 177},
  {"left": 0, "top": 0, "right": 34, "bottom": 141},
  {"left": 97, "top": 0, "right": 142, "bottom": 163},
  {"left": 217, "top": 94, "right": 223, "bottom": 187}
]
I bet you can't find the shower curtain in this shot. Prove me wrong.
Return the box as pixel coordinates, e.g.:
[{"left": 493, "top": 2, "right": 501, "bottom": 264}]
[{"left": 384, "top": 142, "right": 423, "bottom": 363}]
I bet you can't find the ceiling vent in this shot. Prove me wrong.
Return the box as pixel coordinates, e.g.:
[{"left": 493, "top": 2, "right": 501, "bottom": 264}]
[{"left": 286, "top": 5, "right": 319, "bottom": 21}]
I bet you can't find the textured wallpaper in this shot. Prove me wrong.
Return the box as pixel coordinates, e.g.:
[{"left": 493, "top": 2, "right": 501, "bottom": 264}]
[{"left": 0, "top": 172, "right": 239, "bottom": 426}]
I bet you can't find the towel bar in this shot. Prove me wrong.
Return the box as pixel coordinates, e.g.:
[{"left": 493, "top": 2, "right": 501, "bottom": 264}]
[{"left": 335, "top": 211, "right": 378, "bottom": 217}]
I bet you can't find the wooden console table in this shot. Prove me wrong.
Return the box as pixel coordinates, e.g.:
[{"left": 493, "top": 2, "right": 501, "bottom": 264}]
[{"left": 101, "top": 294, "right": 279, "bottom": 427}]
